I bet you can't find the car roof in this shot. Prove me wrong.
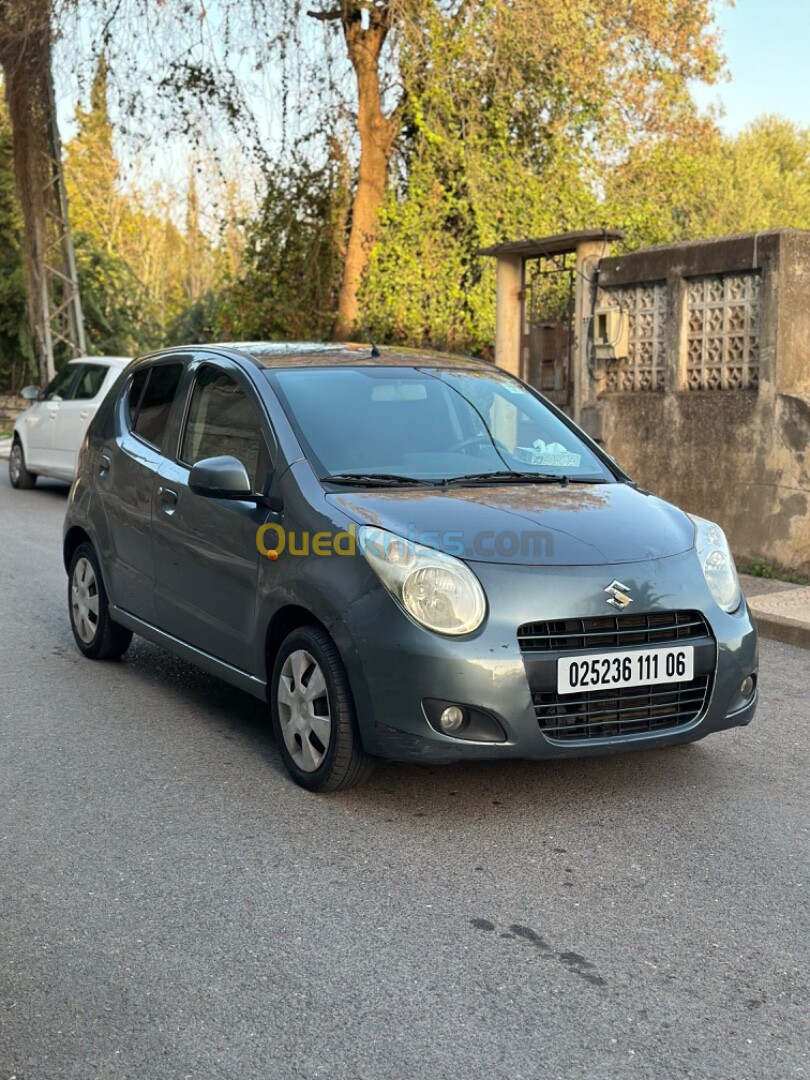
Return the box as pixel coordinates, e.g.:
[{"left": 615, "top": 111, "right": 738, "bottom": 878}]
[
  {"left": 147, "top": 342, "right": 492, "bottom": 372},
  {"left": 68, "top": 355, "right": 131, "bottom": 367}
]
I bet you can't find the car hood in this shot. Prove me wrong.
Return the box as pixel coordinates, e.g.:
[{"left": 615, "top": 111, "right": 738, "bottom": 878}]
[{"left": 327, "top": 482, "right": 696, "bottom": 566}]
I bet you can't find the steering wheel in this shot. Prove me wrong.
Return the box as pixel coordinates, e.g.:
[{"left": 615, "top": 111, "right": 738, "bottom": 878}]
[{"left": 449, "top": 434, "right": 510, "bottom": 456}]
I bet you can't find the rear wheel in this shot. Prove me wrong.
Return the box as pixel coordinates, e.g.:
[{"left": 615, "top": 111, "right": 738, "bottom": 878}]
[
  {"left": 68, "top": 542, "right": 133, "bottom": 660},
  {"left": 9, "top": 439, "right": 37, "bottom": 489},
  {"left": 271, "top": 625, "right": 373, "bottom": 791}
]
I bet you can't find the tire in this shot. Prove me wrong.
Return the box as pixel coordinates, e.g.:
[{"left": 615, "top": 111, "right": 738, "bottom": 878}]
[
  {"left": 8, "top": 438, "right": 37, "bottom": 489},
  {"left": 68, "top": 541, "right": 133, "bottom": 660},
  {"left": 270, "top": 625, "right": 373, "bottom": 792}
]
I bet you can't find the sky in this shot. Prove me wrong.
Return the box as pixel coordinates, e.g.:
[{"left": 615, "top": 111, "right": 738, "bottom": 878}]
[{"left": 692, "top": 0, "right": 810, "bottom": 132}]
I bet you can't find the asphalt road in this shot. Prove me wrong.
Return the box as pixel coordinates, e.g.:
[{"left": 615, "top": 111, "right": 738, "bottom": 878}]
[{"left": 1, "top": 475, "right": 808, "bottom": 1080}]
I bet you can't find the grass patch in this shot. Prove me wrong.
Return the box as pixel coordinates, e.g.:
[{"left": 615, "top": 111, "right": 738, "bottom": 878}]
[{"left": 742, "top": 558, "right": 809, "bottom": 587}]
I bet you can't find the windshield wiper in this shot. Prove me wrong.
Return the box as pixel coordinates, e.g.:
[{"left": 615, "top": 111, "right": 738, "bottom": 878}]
[
  {"left": 321, "top": 472, "right": 440, "bottom": 487},
  {"left": 443, "top": 472, "right": 608, "bottom": 486}
]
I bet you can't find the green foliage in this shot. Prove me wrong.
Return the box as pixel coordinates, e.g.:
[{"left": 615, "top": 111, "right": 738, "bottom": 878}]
[
  {"left": 0, "top": 95, "right": 34, "bottom": 390},
  {"left": 73, "top": 233, "right": 159, "bottom": 356},
  {"left": 64, "top": 55, "right": 221, "bottom": 356},
  {"left": 742, "top": 558, "right": 809, "bottom": 586},
  {"left": 165, "top": 292, "right": 222, "bottom": 347},
  {"left": 604, "top": 116, "right": 810, "bottom": 248},
  {"left": 214, "top": 153, "right": 349, "bottom": 342}
]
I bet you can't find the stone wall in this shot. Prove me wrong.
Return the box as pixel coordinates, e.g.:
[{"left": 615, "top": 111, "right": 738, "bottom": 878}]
[
  {"left": 577, "top": 230, "right": 810, "bottom": 575},
  {"left": 0, "top": 393, "right": 24, "bottom": 429}
]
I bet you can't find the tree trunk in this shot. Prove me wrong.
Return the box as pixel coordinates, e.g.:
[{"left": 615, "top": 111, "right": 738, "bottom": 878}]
[
  {"left": 0, "top": 0, "right": 54, "bottom": 383},
  {"left": 331, "top": 7, "right": 398, "bottom": 342},
  {"left": 1, "top": 0, "right": 85, "bottom": 383}
]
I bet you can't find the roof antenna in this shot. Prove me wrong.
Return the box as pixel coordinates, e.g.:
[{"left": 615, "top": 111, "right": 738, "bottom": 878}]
[{"left": 361, "top": 322, "right": 381, "bottom": 357}]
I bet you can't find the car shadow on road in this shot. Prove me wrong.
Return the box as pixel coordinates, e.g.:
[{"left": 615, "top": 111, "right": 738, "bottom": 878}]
[
  {"left": 1, "top": 475, "right": 71, "bottom": 498},
  {"left": 115, "top": 635, "right": 728, "bottom": 812},
  {"left": 345, "top": 742, "right": 723, "bottom": 817},
  {"left": 118, "top": 636, "right": 282, "bottom": 769}
]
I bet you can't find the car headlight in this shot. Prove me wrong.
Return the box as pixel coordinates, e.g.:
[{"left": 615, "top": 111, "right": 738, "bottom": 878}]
[
  {"left": 688, "top": 515, "right": 741, "bottom": 613},
  {"left": 359, "top": 526, "right": 486, "bottom": 635}
]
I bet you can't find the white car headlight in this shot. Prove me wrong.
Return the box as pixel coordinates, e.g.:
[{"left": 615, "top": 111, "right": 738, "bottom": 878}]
[
  {"left": 689, "top": 515, "right": 741, "bottom": 613},
  {"left": 359, "top": 526, "right": 486, "bottom": 635}
]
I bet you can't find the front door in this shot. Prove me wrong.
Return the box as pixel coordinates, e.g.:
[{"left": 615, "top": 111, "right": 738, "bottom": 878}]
[
  {"left": 151, "top": 359, "right": 274, "bottom": 675},
  {"left": 24, "top": 364, "right": 80, "bottom": 473}
]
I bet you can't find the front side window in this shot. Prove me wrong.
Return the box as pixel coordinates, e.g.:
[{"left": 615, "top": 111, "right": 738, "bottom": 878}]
[
  {"left": 73, "top": 364, "right": 109, "bottom": 401},
  {"left": 270, "top": 366, "right": 612, "bottom": 482},
  {"left": 180, "top": 367, "right": 263, "bottom": 485},
  {"left": 43, "top": 365, "right": 79, "bottom": 402},
  {"left": 129, "top": 363, "right": 184, "bottom": 449}
]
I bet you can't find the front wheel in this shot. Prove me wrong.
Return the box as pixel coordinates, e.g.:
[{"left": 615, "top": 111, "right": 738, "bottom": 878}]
[
  {"left": 68, "top": 542, "right": 133, "bottom": 660},
  {"left": 270, "top": 625, "right": 373, "bottom": 791},
  {"left": 9, "top": 439, "right": 37, "bottom": 489}
]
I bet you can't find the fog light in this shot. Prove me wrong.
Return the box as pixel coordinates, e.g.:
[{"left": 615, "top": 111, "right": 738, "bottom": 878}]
[
  {"left": 439, "top": 705, "right": 465, "bottom": 732},
  {"left": 740, "top": 676, "right": 755, "bottom": 700}
]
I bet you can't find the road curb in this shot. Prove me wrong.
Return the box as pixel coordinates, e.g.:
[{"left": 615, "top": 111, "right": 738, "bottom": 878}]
[
  {"left": 748, "top": 590, "right": 810, "bottom": 651},
  {"left": 750, "top": 611, "right": 810, "bottom": 651}
]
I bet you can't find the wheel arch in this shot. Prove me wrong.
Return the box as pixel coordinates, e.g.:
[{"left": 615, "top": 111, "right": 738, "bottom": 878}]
[
  {"left": 63, "top": 525, "right": 93, "bottom": 574},
  {"left": 264, "top": 604, "right": 329, "bottom": 683},
  {"left": 262, "top": 600, "right": 375, "bottom": 739}
]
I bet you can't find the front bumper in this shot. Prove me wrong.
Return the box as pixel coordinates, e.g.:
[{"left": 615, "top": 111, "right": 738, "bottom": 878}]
[{"left": 335, "top": 550, "right": 758, "bottom": 763}]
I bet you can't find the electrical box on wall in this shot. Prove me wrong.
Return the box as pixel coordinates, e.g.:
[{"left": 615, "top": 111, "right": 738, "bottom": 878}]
[{"left": 593, "top": 308, "right": 629, "bottom": 360}]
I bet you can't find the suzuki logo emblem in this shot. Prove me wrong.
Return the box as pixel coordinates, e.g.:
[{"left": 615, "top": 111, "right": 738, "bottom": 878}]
[{"left": 604, "top": 580, "right": 633, "bottom": 609}]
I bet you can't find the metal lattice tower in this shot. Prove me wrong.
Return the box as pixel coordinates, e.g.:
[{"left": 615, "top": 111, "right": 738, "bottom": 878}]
[{"left": 39, "top": 62, "right": 86, "bottom": 379}]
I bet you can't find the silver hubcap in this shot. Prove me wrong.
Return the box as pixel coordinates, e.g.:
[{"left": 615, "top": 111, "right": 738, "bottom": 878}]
[
  {"left": 9, "top": 444, "right": 21, "bottom": 483},
  {"left": 277, "top": 649, "right": 331, "bottom": 772},
  {"left": 71, "top": 557, "right": 100, "bottom": 644}
]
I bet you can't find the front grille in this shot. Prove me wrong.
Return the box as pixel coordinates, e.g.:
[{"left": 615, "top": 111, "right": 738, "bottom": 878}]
[
  {"left": 518, "top": 610, "right": 710, "bottom": 653},
  {"left": 534, "top": 675, "right": 711, "bottom": 741}
]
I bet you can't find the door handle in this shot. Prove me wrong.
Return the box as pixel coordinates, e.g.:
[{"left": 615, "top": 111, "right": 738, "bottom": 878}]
[
  {"left": 99, "top": 451, "right": 112, "bottom": 476},
  {"left": 80, "top": 411, "right": 90, "bottom": 421},
  {"left": 158, "top": 486, "right": 178, "bottom": 514}
]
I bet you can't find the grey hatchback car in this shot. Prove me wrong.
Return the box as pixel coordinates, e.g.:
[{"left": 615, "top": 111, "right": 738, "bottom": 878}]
[{"left": 64, "top": 342, "right": 758, "bottom": 790}]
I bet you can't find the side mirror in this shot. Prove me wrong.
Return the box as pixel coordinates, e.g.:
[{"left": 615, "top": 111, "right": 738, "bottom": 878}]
[
  {"left": 21, "top": 386, "right": 40, "bottom": 401},
  {"left": 189, "top": 455, "right": 252, "bottom": 499}
]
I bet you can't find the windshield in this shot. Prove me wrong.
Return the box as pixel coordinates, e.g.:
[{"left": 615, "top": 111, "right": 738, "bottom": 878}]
[{"left": 269, "top": 366, "right": 613, "bottom": 483}]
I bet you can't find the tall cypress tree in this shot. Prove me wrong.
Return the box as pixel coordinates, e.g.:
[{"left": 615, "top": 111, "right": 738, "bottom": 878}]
[{"left": 0, "top": 94, "right": 32, "bottom": 391}]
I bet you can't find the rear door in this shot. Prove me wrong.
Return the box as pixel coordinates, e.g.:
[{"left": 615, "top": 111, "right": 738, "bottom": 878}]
[
  {"left": 151, "top": 356, "right": 275, "bottom": 673},
  {"left": 98, "top": 359, "right": 185, "bottom": 622},
  {"left": 51, "top": 362, "right": 111, "bottom": 478}
]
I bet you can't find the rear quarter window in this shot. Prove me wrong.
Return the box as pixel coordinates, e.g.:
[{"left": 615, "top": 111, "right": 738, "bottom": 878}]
[
  {"left": 74, "top": 364, "right": 109, "bottom": 401},
  {"left": 127, "top": 363, "right": 184, "bottom": 449}
]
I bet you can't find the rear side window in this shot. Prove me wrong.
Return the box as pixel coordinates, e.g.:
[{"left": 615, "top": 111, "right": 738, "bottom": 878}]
[
  {"left": 43, "top": 365, "right": 79, "bottom": 402},
  {"left": 128, "top": 363, "right": 184, "bottom": 449},
  {"left": 74, "top": 364, "right": 108, "bottom": 401}
]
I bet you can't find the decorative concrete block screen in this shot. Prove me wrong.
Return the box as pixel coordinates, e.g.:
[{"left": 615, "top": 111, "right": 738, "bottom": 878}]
[
  {"left": 596, "top": 283, "right": 667, "bottom": 391},
  {"left": 686, "top": 273, "right": 761, "bottom": 390}
]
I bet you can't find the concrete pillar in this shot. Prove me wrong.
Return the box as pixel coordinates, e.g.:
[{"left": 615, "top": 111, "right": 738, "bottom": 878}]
[
  {"left": 572, "top": 238, "right": 611, "bottom": 426},
  {"left": 494, "top": 255, "right": 523, "bottom": 377}
]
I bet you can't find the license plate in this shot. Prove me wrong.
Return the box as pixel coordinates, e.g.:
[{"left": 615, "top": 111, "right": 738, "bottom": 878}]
[{"left": 557, "top": 645, "right": 694, "bottom": 695}]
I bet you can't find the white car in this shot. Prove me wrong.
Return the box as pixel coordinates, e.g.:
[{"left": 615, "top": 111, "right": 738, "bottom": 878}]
[{"left": 9, "top": 356, "right": 130, "bottom": 488}]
